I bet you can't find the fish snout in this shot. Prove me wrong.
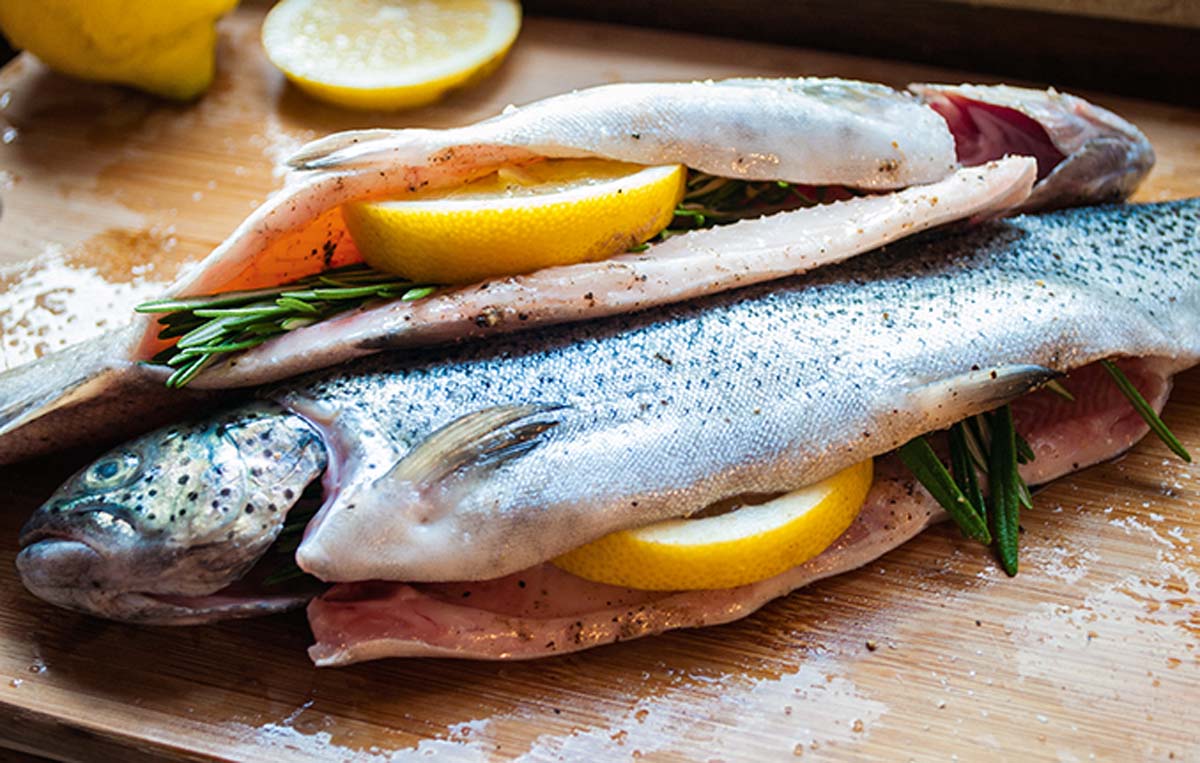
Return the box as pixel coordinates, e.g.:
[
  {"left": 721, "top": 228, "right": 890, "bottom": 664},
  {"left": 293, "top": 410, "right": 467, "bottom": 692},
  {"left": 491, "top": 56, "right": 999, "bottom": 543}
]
[
  {"left": 19, "top": 501, "right": 145, "bottom": 555},
  {"left": 16, "top": 537, "right": 107, "bottom": 610}
]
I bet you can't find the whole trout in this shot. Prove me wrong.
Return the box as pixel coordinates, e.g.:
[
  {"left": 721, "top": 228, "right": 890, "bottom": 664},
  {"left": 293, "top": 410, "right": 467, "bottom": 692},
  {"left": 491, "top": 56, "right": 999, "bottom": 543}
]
[{"left": 18, "top": 199, "right": 1200, "bottom": 624}]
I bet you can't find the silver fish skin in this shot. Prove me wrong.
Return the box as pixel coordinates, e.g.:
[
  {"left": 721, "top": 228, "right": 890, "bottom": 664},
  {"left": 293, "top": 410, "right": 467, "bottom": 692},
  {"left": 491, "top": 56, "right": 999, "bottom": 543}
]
[
  {"left": 290, "top": 198, "right": 1200, "bottom": 583},
  {"left": 16, "top": 403, "right": 326, "bottom": 623},
  {"left": 0, "top": 81, "right": 1152, "bottom": 464},
  {"left": 288, "top": 78, "right": 957, "bottom": 189},
  {"left": 15, "top": 199, "right": 1200, "bottom": 623}
]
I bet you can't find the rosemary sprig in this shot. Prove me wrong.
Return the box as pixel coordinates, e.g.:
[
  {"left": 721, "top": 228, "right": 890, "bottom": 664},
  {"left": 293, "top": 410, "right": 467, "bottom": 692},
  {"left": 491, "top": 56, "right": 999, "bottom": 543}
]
[
  {"left": 656, "top": 172, "right": 857, "bottom": 238},
  {"left": 1102, "top": 359, "right": 1192, "bottom": 462},
  {"left": 901, "top": 358, "right": 1193, "bottom": 575},
  {"left": 900, "top": 404, "right": 1029, "bottom": 574},
  {"left": 899, "top": 436, "right": 991, "bottom": 542},
  {"left": 138, "top": 264, "right": 437, "bottom": 388}
]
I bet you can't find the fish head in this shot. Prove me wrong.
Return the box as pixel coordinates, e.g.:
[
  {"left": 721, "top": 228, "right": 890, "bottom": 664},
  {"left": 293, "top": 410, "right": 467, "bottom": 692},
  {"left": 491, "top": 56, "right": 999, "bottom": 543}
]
[
  {"left": 16, "top": 404, "right": 327, "bottom": 623},
  {"left": 910, "top": 83, "right": 1154, "bottom": 211}
]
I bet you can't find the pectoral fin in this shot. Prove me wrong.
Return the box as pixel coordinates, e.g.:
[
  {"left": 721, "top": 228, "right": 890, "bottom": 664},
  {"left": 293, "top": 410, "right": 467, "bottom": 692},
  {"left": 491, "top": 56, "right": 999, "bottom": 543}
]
[
  {"left": 906, "top": 364, "right": 1059, "bottom": 421},
  {"left": 384, "top": 403, "right": 568, "bottom": 488}
]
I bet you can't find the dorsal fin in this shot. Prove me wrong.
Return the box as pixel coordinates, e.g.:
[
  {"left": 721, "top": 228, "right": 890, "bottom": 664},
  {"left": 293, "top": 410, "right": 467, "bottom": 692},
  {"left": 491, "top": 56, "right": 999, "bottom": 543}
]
[{"left": 385, "top": 403, "right": 568, "bottom": 487}]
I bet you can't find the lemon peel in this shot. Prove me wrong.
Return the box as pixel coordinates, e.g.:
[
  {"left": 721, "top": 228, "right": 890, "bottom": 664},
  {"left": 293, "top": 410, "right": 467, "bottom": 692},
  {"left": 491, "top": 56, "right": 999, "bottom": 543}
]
[
  {"left": 553, "top": 460, "right": 874, "bottom": 591},
  {"left": 342, "top": 159, "right": 687, "bottom": 284},
  {"left": 0, "top": 0, "right": 238, "bottom": 100},
  {"left": 261, "top": 0, "right": 521, "bottom": 110}
]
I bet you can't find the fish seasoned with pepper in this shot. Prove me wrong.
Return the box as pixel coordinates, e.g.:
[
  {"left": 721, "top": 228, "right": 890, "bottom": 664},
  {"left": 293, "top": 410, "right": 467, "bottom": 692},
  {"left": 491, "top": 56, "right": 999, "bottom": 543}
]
[
  {"left": 0, "top": 78, "right": 1151, "bottom": 463},
  {"left": 17, "top": 198, "right": 1199, "bottom": 664}
]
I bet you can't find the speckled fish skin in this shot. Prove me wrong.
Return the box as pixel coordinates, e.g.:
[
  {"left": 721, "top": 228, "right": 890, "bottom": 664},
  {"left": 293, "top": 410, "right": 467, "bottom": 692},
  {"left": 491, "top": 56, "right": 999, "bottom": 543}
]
[
  {"left": 0, "top": 79, "right": 1154, "bottom": 465},
  {"left": 16, "top": 403, "right": 326, "bottom": 623},
  {"left": 291, "top": 198, "right": 1200, "bottom": 584},
  {"left": 16, "top": 200, "right": 1200, "bottom": 623}
]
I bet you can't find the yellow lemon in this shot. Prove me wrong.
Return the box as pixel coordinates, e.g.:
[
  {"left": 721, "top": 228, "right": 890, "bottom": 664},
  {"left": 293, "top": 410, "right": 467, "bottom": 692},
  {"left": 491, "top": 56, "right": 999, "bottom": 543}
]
[
  {"left": 261, "top": 0, "right": 521, "bottom": 110},
  {"left": 0, "top": 0, "right": 237, "bottom": 100},
  {"left": 342, "top": 159, "right": 687, "bottom": 283},
  {"left": 553, "top": 460, "right": 874, "bottom": 591}
]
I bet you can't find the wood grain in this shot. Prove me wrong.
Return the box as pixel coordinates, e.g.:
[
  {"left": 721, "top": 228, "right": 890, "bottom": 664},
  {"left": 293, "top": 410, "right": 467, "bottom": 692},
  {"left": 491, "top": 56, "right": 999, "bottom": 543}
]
[
  {"left": 526, "top": 0, "right": 1200, "bottom": 106},
  {"left": 0, "top": 5, "right": 1198, "bottom": 761}
]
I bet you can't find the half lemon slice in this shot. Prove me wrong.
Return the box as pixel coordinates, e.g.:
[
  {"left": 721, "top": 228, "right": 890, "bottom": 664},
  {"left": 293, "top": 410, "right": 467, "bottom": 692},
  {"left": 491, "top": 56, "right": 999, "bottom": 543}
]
[
  {"left": 343, "top": 159, "right": 687, "bottom": 283},
  {"left": 552, "top": 459, "right": 874, "bottom": 591},
  {"left": 262, "top": 0, "right": 522, "bottom": 110}
]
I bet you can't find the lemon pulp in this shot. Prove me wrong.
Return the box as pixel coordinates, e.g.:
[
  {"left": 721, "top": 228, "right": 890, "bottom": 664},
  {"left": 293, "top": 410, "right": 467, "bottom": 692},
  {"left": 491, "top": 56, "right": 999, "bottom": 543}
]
[
  {"left": 552, "top": 460, "right": 874, "bottom": 591},
  {"left": 342, "top": 159, "right": 687, "bottom": 284},
  {"left": 262, "top": 0, "right": 521, "bottom": 110}
]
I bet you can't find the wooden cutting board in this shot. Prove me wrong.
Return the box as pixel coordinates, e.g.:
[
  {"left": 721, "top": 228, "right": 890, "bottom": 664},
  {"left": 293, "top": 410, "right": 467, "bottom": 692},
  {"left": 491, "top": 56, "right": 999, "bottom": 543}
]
[{"left": 1, "top": 5, "right": 1198, "bottom": 761}]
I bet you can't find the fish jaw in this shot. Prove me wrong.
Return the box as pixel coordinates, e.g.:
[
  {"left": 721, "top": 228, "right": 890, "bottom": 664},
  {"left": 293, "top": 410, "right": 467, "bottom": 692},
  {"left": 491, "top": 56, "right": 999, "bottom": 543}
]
[
  {"left": 16, "top": 403, "right": 327, "bottom": 623},
  {"left": 16, "top": 538, "right": 311, "bottom": 624},
  {"left": 912, "top": 83, "right": 1155, "bottom": 210}
]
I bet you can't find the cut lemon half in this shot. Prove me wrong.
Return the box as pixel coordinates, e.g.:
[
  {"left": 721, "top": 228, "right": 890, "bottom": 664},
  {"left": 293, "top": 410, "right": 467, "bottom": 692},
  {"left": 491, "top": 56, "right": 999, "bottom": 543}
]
[
  {"left": 343, "top": 159, "right": 687, "bottom": 283},
  {"left": 552, "top": 459, "right": 874, "bottom": 591},
  {"left": 261, "top": 0, "right": 522, "bottom": 110}
]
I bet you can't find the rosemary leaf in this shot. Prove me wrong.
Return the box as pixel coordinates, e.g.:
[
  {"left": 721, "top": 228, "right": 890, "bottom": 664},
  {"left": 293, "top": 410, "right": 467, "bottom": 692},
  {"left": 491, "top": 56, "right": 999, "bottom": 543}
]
[
  {"left": 948, "top": 422, "right": 987, "bottom": 526},
  {"left": 986, "top": 407, "right": 1021, "bottom": 576},
  {"left": 1015, "top": 429, "right": 1036, "bottom": 465},
  {"left": 1044, "top": 379, "right": 1075, "bottom": 402},
  {"left": 898, "top": 436, "right": 991, "bottom": 543},
  {"left": 1101, "top": 359, "right": 1192, "bottom": 462}
]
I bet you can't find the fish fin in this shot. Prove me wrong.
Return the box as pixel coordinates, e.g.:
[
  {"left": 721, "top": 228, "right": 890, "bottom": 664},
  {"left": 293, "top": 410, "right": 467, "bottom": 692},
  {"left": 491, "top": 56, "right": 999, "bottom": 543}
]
[
  {"left": 286, "top": 129, "right": 404, "bottom": 171},
  {"left": 906, "top": 364, "right": 1059, "bottom": 418},
  {"left": 386, "top": 404, "right": 568, "bottom": 487}
]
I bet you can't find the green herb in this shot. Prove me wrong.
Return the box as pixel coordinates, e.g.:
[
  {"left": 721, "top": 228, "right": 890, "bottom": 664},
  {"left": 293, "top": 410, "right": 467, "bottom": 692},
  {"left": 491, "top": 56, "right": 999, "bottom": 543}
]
[
  {"left": 1101, "top": 359, "right": 1192, "bottom": 462},
  {"left": 985, "top": 406, "right": 1021, "bottom": 576},
  {"left": 899, "top": 436, "right": 991, "bottom": 543},
  {"left": 899, "top": 404, "right": 1031, "bottom": 574},
  {"left": 650, "top": 171, "right": 856, "bottom": 241},
  {"left": 900, "top": 358, "right": 1193, "bottom": 574},
  {"left": 137, "top": 264, "right": 437, "bottom": 388}
]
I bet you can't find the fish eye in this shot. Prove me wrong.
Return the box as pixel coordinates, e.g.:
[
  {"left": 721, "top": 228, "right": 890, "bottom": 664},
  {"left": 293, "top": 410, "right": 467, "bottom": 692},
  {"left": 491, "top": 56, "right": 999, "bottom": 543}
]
[{"left": 82, "top": 452, "right": 142, "bottom": 492}]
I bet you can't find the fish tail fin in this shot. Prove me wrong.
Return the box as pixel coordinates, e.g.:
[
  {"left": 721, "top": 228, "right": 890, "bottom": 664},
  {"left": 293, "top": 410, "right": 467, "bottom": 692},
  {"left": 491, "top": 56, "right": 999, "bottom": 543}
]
[{"left": 385, "top": 403, "right": 568, "bottom": 487}]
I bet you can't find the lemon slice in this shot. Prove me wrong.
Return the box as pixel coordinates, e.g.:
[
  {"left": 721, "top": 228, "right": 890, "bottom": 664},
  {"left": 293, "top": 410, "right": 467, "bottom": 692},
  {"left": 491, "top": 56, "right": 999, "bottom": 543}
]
[
  {"left": 343, "top": 159, "right": 687, "bottom": 283},
  {"left": 261, "top": 0, "right": 522, "bottom": 110},
  {"left": 552, "top": 460, "right": 874, "bottom": 591}
]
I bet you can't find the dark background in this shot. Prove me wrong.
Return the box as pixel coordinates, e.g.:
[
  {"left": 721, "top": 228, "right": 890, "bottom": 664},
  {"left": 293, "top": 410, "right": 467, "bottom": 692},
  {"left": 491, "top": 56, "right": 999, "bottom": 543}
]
[{"left": 1, "top": 3, "right": 1198, "bottom": 105}]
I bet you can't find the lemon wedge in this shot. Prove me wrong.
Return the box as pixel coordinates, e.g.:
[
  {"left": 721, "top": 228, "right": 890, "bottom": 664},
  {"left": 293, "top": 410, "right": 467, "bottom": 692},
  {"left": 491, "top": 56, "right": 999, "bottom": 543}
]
[
  {"left": 261, "top": 0, "right": 521, "bottom": 110},
  {"left": 343, "top": 159, "right": 687, "bottom": 283},
  {"left": 0, "top": 0, "right": 238, "bottom": 100},
  {"left": 552, "top": 460, "right": 874, "bottom": 591}
]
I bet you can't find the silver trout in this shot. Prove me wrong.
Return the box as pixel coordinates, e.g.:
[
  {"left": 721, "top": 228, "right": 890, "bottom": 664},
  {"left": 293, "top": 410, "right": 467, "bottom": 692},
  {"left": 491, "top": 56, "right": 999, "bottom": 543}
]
[
  {"left": 17, "top": 199, "right": 1200, "bottom": 641},
  {"left": 0, "top": 79, "right": 1152, "bottom": 464}
]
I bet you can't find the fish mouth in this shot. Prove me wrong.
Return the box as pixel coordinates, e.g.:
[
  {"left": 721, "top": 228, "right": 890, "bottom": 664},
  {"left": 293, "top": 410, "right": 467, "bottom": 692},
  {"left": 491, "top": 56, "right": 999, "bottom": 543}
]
[
  {"left": 16, "top": 535, "right": 316, "bottom": 625},
  {"left": 18, "top": 501, "right": 138, "bottom": 553}
]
